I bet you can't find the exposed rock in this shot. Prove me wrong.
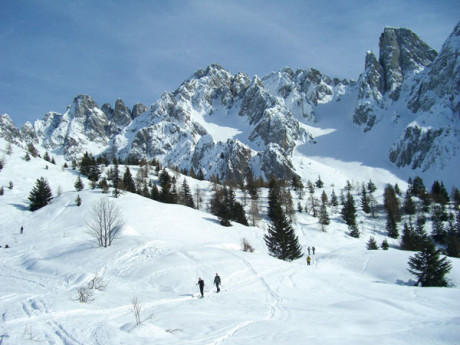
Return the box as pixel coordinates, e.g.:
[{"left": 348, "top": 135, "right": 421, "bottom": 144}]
[
  {"left": 379, "top": 27, "right": 437, "bottom": 100},
  {"left": 131, "top": 103, "right": 148, "bottom": 119}
]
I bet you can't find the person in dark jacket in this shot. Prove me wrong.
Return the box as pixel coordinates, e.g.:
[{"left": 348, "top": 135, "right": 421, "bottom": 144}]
[
  {"left": 214, "top": 273, "right": 221, "bottom": 293},
  {"left": 197, "top": 277, "right": 205, "bottom": 297}
]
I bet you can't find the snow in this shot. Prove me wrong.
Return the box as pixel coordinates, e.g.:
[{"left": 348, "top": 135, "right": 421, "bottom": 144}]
[{"left": 1, "top": 138, "right": 459, "bottom": 345}]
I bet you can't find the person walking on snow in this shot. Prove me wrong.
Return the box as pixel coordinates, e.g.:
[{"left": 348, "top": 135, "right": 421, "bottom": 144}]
[
  {"left": 197, "top": 278, "right": 205, "bottom": 297},
  {"left": 312, "top": 246, "right": 316, "bottom": 255},
  {"left": 307, "top": 247, "right": 311, "bottom": 255},
  {"left": 214, "top": 273, "right": 221, "bottom": 293},
  {"left": 307, "top": 255, "right": 311, "bottom": 265}
]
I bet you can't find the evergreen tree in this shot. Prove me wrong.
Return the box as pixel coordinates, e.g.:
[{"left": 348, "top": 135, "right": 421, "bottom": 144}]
[
  {"left": 150, "top": 184, "right": 160, "bottom": 201},
  {"left": 75, "top": 194, "right": 82, "bottom": 206},
  {"left": 451, "top": 187, "right": 460, "bottom": 210},
  {"left": 28, "top": 177, "right": 53, "bottom": 211},
  {"left": 330, "top": 190, "right": 339, "bottom": 207},
  {"left": 265, "top": 177, "right": 303, "bottom": 261},
  {"left": 361, "top": 184, "right": 371, "bottom": 214},
  {"left": 367, "top": 180, "right": 377, "bottom": 193},
  {"left": 431, "top": 180, "right": 450, "bottom": 205},
  {"left": 79, "top": 152, "right": 100, "bottom": 183},
  {"left": 341, "top": 192, "right": 357, "bottom": 227},
  {"left": 408, "top": 242, "right": 452, "bottom": 287},
  {"left": 122, "top": 166, "right": 136, "bottom": 193},
  {"left": 367, "top": 236, "right": 379, "bottom": 250},
  {"left": 381, "top": 238, "right": 389, "bottom": 250},
  {"left": 319, "top": 199, "right": 330, "bottom": 231},
  {"left": 403, "top": 190, "right": 416, "bottom": 216},
  {"left": 431, "top": 204, "right": 447, "bottom": 243},
  {"left": 348, "top": 223, "right": 360, "bottom": 238},
  {"left": 159, "top": 169, "right": 176, "bottom": 203},
  {"left": 315, "top": 176, "right": 324, "bottom": 188},
  {"left": 43, "top": 151, "right": 50, "bottom": 162},
  {"left": 74, "top": 174, "right": 85, "bottom": 191},
  {"left": 179, "top": 178, "right": 195, "bottom": 208},
  {"left": 246, "top": 169, "right": 259, "bottom": 200},
  {"left": 386, "top": 213, "right": 399, "bottom": 239},
  {"left": 264, "top": 208, "right": 303, "bottom": 261}
]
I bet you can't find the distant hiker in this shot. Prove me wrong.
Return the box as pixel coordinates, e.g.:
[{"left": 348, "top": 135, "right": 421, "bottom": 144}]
[
  {"left": 214, "top": 273, "right": 221, "bottom": 293},
  {"left": 196, "top": 278, "right": 205, "bottom": 297},
  {"left": 20, "top": 226, "right": 23, "bottom": 234},
  {"left": 307, "top": 255, "right": 311, "bottom": 265},
  {"left": 307, "top": 247, "right": 311, "bottom": 255},
  {"left": 312, "top": 246, "right": 316, "bottom": 255}
]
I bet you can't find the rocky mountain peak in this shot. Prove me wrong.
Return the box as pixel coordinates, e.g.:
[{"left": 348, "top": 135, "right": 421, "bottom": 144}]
[
  {"left": 379, "top": 27, "right": 437, "bottom": 100},
  {"left": 71, "top": 94, "right": 99, "bottom": 118}
]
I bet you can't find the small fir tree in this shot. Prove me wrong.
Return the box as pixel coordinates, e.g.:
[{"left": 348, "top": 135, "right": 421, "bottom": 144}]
[
  {"left": 74, "top": 174, "right": 85, "bottom": 191},
  {"left": 381, "top": 238, "right": 389, "bottom": 250},
  {"left": 28, "top": 177, "right": 53, "bottom": 211},
  {"left": 367, "top": 236, "right": 379, "bottom": 250},
  {"left": 407, "top": 242, "right": 452, "bottom": 287},
  {"left": 76, "top": 194, "right": 82, "bottom": 206}
]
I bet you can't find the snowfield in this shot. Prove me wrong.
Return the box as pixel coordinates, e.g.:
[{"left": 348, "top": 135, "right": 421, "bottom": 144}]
[{"left": 0, "top": 138, "right": 459, "bottom": 345}]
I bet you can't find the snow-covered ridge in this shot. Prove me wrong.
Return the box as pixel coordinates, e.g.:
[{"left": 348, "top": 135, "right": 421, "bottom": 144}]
[{"left": 1, "top": 22, "right": 459, "bottom": 188}]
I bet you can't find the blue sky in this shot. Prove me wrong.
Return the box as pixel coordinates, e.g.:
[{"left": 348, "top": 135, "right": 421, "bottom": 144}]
[{"left": 1, "top": 0, "right": 458, "bottom": 126}]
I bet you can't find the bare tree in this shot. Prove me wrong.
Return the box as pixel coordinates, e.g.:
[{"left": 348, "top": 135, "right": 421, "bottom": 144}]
[
  {"left": 131, "top": 296, "right": 142, "bottom": 326},
  {"left": 87, "top": 198, "right": 125, "bottom": 247}
]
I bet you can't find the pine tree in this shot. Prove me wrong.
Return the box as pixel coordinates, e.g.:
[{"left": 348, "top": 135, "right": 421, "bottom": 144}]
[
  {"left": 403, "top": 190, "right": 416, "bottom": 216},
  {"left": 264, "top": 211, "right": 303, "bottom": 261},
  {"left": 330, "top": 190, "right": 339, "bottom": 207},
  {"left": 381, "top": 238, "right": 389, "bottom": 250},
  {"left": 361, "top": 184, "right": 371, "bottom": 214},
  {"left": 386, "top": 213, "right": 399, "bottom": 239},
  {"left": 159, "top": 169, "right": 175, "bottom": 203},
  {"left": 74, "top": 174, "right": 85, "bottom": 191},
  {"left": 76, "top": 194, "right": 82, "bottom": 206},
  {"left": 28, "top": 177, "right": 53, "bottom": 211},
  {"left": 408, "top": 242, "right": 452, "bottom": 287},
  {"left": 179, "top": 178, "right": 195, "bottom": 208},
  {"left": 341, "top": 192, "right": 357, "bottom": 227},
  {"left": 319, "top": 199, "right": 330, "bottom": 231},
  {"left": 265, "top": 177, "right": 303, "bottom": 261},
  {"left": 367, "top": 236, "right": 379, "bottom": 250},
  {"left": 122, "top": 166, "right": 136, "bottom": 193},
  {"left": 431, "top": 180, "right": 450, "bottom": 205}
]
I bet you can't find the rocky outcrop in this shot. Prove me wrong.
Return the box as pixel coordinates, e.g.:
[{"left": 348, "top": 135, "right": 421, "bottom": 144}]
[
  {"left": 408, "top": 22, "right": 460, "bottom": 114},
  {"left": 379, "top": 27, "right": 437, "bottom": 101},
  {"left": 353, "top": 51, "right": 385, "bottom": 131}
]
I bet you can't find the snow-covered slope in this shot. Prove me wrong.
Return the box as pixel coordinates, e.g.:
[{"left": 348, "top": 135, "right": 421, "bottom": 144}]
[{"left": 1, "top": 138, "right": 459, "bottom": 345}]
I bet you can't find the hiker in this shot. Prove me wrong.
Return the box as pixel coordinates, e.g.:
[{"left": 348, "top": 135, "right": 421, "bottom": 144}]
[
  {"left": 307, "top": 255, "right": 311, "bottom": 265},
  {"left": 307, "top": 247, "right": 311, "bottom": 255},
  {"left": 312, "top": 246, "right": 316, "bottom": 255},
  {"left": 214, "top": 273, "right": 221, "bottom": 293},
  {"left": 196, "top": 277, "right": 205, "bottom": 297},
  {"left": 20, "top": 226, "right": 23, "bottom": 234}
]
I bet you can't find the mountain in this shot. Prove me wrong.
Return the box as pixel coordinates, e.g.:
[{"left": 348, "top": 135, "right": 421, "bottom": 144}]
[{"left": 1, "top": 22, "right": 459, "bottom": 188}]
